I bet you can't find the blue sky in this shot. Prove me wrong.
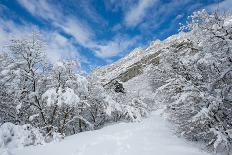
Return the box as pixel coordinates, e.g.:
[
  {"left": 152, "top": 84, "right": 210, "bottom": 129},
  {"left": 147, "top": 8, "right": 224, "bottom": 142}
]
[{"left": 0, "top": 0, "right": 231, "bottom": 72}]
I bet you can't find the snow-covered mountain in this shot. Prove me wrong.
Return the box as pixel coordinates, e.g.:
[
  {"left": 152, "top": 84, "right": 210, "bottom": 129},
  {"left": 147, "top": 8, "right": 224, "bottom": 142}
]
[{"left": 92, "top": 32, "right": 189, "bottom": 86}]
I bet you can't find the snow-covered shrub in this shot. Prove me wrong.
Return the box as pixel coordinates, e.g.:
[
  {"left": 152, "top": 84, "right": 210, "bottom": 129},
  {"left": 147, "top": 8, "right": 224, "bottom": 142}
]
[
  {"left": 122, "top": 98, "right": 149, "bottom": 121},
  {"left": 85, "top": 76, "right": 122, "bottom": 129},
  {"left": 0, "top": 123, "right": 44, "bottom": 149},
  {"left": 107, "top": 83, "right": 150, "bottom": 122}
]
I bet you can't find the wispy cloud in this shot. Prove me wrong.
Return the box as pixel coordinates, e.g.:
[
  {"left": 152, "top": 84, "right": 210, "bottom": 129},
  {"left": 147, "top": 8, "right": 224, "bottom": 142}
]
[
  {"left": 17, "top": 0, "right": 94, "bottom": 46},
  {"left": 0, "top": 16, "right": 82, "bottom": 64},
  {"left": 56, "top": 17, "right": 94, "bottom": 47},
  {"left": 109, "top": 0, "right": 196, "bottom": 33},
  {"left": 130, "top": 0, "right": 203, "bottom": 36},
  {"left": 44, "top": 32, "right": 82, "bottom": 63},
  {"left": 78, "top": 0, "right": 108, "bottom": 26},
  {"left": 10, "top": 0, "right": 220, "bottom": 64},
  {"left": 17, "top": 0, "right": 198, "bottom": 60},
  {"left": 93, "top": 35, "right": 140, "bottom": 58},
  {"left": 17, "top": 0, "right": 59, "bottom": 21},
  {"left": 17, "top": 0, "right": 140, "bottom": 59},
  {"left": 124, "top": 0, "right": 156, "bottom": 27},
  {"left": 0, "top": 17, "right": 34, "bottom": 47}
]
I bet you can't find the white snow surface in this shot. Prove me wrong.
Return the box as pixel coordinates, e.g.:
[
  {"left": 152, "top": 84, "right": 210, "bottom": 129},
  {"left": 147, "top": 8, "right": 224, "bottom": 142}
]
[
  {"left": 11, "top": 110, "right": 209, "bottom": 155},
  {"left": 0, "top": 123, "right": 44, "bottom": 154}
]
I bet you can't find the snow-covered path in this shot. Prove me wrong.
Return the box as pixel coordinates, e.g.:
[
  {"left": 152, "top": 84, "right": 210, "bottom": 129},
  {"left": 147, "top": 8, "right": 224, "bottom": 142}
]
[{"left": 11, "top": 110, "right": 209, "bottom": 155}]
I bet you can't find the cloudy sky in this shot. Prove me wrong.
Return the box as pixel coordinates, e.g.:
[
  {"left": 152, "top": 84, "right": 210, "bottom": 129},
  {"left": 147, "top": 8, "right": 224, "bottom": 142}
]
[{"left": 0, "top": 0, "right": 231, "bottom": 72}]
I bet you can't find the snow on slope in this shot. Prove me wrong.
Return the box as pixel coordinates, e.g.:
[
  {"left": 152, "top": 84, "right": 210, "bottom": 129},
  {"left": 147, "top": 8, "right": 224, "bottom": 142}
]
[
  {"left": 92, "top": 47, "right": 145, "bottom": 84},
  {"left": 10, "top": 110, "right": 209, "bottom": 155},
  {"left": 93, "top": 32, "right": 189, "bottom": 85}
]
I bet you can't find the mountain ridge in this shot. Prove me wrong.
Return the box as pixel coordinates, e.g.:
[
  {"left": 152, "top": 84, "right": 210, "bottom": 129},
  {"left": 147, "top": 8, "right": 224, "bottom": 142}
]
[{"left": 92, "top": 32, "right": 190, "bottom": 86}]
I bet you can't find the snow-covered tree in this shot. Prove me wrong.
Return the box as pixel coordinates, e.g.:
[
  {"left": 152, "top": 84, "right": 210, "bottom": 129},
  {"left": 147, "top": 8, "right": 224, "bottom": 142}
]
[
  {"left": 8, "top": 32, "right": 49, "bottom": 128},
  {"left": 0, "top": 52, "right": 19, "bottom": 124},
  {"left": 41, "top": 61, "right": 91, "bottom": 137}
]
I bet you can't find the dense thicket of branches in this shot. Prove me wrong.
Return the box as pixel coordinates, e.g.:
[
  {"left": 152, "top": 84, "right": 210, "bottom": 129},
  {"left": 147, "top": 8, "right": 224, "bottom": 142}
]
[
  {"left": 150, "top": 10, "right": 232, "bottom": 153},
  {"left": 0, "top": 33, "right": 148, "bottom": 146}
]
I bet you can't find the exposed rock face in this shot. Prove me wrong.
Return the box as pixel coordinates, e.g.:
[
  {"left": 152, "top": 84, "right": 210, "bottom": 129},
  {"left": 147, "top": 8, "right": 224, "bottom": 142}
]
[{"left": 117, "top": 51, "right": 160, "bottom": 83}]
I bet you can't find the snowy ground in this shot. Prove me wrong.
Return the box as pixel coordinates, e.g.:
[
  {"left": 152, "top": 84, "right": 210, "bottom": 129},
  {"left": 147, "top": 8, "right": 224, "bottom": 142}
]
[{"left": 10, "top": 110, "right": 209, "bottom": 155}]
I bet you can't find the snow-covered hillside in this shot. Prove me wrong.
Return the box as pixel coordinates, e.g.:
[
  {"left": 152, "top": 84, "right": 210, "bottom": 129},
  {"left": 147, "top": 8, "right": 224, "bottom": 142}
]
[{"left": 9, "top": 110, "right": 209, "bottom": 155}]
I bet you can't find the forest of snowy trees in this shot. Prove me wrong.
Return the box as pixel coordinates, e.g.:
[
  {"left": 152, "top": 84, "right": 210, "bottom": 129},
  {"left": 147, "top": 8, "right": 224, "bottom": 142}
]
[{"left": 0, "top": 9, "right": 231, "bottom": 154}]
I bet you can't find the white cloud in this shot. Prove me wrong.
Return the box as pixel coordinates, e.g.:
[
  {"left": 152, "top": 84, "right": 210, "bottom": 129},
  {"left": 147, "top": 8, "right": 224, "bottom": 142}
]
[
  {"left": 0, "top": 16, "right": 83, "bottom": 64},
  {"left": 17, "top": 0, "right": 225, "bottom": 61},
  {"left": 17, "top": 0, "right": 94, "bottom": 47},
  {"left": 17, "top": 0, "right": 59, "bottom": 21},
  {"left": 56, "top": 18, "right": 94, "bottom": 47},
  {"left": 124, "top": 0, "right": 156, "bottom": 27},
  {"left": 93, "top": 35, "right": 140, "bottom": 58},
  {"left": 44, "top": 32, "right": 81, "bottom": 63},
  {"left": 17, "top": 0, "right": 140, "bottom": 59},
  {"left": 78, "top": 0, "right": 107, "bottom": 26},
  {"left": 111, "top": 23, "right": 122, "bottom": 32},
  {"left": 0, "top": 19, "right": 33, "bottom": 46}
]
